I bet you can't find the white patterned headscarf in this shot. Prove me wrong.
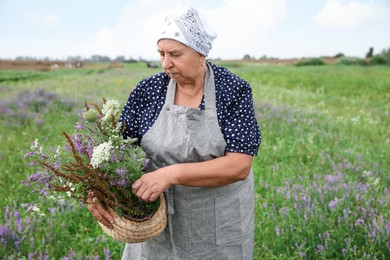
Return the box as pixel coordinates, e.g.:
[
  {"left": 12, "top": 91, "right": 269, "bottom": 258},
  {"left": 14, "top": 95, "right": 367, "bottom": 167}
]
[{"left": 157, "top": 7, "right": 217, "bottom": 57}]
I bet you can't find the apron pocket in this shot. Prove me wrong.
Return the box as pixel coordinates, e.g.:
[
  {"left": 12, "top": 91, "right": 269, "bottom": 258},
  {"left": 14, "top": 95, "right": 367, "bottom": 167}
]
[{"left": 215, "top": 193, "right": 243, "bottom": 245}]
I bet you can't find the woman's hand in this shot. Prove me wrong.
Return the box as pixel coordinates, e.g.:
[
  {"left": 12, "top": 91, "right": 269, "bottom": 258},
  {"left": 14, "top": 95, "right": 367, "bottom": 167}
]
[
  {"left": 132, "top": 167, "right": 175, "bottom": 202},
  {"left": 87, "top": 195, "right": 115, "bottom": 229}
]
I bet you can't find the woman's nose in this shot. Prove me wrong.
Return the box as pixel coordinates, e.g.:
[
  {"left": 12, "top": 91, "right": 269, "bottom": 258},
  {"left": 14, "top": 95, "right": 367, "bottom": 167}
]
[{"left": 161, "top": 56, "right": 173, "bottom": 70}]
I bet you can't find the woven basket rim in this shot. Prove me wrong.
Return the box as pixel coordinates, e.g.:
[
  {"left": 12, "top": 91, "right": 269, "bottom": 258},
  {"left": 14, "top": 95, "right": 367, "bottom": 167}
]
[{"left": 98, "top": 194, "right": 167, "bottom": 243}]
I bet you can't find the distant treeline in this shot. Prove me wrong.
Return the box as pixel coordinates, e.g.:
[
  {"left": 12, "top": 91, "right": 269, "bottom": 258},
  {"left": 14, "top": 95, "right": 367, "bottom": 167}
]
[
  {"left": 1, "top": 55, "right": 140, "bottom": 63},
  {"left": 2, "top": 46, "right": 389, "bottom": 66}
]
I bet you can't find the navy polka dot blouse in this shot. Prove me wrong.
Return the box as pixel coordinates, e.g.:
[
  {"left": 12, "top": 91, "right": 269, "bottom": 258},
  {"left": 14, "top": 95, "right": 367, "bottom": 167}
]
[{"left": 119, "top": 62, "right": 261, "bottom": 156}]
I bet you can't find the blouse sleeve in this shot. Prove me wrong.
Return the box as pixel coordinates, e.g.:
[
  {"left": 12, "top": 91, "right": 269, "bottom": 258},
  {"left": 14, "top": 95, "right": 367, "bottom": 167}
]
[
  {"left": 119, "top": 82, "right": 144, "bottom": 140},
  {"left": 219, "top": 76, "right": 261, "bottom": 156}
]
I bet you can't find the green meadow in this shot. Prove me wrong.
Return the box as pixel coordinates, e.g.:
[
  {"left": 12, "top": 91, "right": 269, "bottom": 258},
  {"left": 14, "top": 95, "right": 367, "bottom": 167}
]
[{"left": 0, "top": 61, "right": 389, "bottom": 259}]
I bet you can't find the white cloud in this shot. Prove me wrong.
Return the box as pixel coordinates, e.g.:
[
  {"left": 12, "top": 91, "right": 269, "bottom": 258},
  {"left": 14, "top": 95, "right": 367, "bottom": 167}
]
[
  {"left": 207, "top": 0, "right": 286, "bottom": 59},
  {"left": 83, "top": 0, "right": 187, "bottom": 59},
  {"left": 30, "top": 13, "right": 59, "bottom": 29},
  {"left": 314, "top": 0, "right": 390, "bottom": 28},
  {"left": 83, "top": 0, "right": 286, "bottom": 59}
]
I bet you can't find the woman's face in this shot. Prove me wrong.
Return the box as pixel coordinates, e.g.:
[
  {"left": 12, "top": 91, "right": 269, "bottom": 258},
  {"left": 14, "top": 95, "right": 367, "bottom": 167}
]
[{"left": 157, "top": 39, "right": 205, "bottom": 84}]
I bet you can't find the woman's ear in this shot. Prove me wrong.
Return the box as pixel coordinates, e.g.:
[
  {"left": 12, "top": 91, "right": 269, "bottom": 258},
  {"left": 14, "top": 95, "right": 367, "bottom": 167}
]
[{"left": 200, "top": 55, "right": 206, "bottom": 66}]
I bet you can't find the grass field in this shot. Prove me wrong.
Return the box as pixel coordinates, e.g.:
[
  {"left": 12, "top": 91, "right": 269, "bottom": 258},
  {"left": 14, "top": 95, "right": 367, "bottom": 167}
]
[{"left": 0, "top": 61, "right": 389, "bottom": 259}]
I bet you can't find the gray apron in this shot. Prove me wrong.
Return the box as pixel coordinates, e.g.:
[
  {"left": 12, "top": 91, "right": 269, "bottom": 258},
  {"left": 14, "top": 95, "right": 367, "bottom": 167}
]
[{"left": 122, "top": 64, "right": 255, "bottom": 260}]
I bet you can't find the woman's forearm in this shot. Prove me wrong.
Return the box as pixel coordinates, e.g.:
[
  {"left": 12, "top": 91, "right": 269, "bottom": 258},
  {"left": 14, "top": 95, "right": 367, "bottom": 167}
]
[
  {"left": 170, "top": 152, "right": 253, "bottom": 187},
  {"left": 132, "top": 152, "right": 253, "bottom": 202}
]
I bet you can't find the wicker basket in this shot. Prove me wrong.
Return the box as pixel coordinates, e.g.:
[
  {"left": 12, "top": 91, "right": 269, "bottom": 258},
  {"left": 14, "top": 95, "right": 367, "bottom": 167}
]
[{"left": 98, "top": 194, "right": 167, "bottom": 243}]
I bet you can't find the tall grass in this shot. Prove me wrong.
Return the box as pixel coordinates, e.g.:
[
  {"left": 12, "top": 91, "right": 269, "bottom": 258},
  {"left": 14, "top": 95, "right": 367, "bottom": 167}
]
[{"left": 1, "top": 61, "right": 389, "bottom": 259}]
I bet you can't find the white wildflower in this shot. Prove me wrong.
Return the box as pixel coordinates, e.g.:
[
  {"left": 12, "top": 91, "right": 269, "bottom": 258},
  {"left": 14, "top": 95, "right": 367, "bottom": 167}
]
[
  {"left": 91, "top": 141, "right": 113, "bottom": 168},
  {"left": 31, "top": 139, "right": 39, "bottom": 150},
  {"left": 54, "top": 146, "right": 61, "bottom": 159},
  {"left": 101, "top": 99, "right": 120, "bottom": 124},
  {"left": 31, "top": 205, "right": 45, "bottom": 216},
  {"left": 66, "top": 182, "right": 74, "bottom": 197}
]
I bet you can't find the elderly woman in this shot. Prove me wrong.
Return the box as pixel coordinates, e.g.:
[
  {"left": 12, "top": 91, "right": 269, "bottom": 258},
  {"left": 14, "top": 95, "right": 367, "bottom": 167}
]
[{"left": 88, "top": 7, "right": 261, "bottom": 259}]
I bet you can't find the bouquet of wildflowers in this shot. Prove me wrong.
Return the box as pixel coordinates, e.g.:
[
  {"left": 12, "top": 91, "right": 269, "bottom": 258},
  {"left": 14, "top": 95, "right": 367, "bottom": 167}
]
[{"left": 23, "top": 98, "right": 160, "bottom": 221}]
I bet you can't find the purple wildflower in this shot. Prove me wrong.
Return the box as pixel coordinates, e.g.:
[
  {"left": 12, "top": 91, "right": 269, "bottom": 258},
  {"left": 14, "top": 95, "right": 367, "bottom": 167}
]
[
  {"left": 73, "top": 133, "right": 84, "bottom": 153},
  {"left": 385, "top": 222, "right": 390, "bottom": 234},
  {"left": 116, "top": 168, "right": 126, "bottom": 176},
  {"left": 315, "top": 244, "right": 324, "bottom": 252},
  {"left": 0, "top": 225, "right": 11, "bottom": 237},
  {"left": 328, "top": 200, "right": 337, "bottom": 209},
  {"left": 373, "top": 219, "right": 380, "bottom": 231},
  {"left": 104, "top": 248, "right": 111, "bottom": 260},
  {"left": 14, "top": 210, "right": 23, "bottom": 234},
  {"left": 75, "top": 122, "right": 84, "bottom": 131},
  {"left": 24, "top": 151, "right": 35, "bottom": 159},
  {"left": 87, "top": 140, "right": 94, "bottom": 157},
  {"left": 343, "top": 209, "right": 348, "bottom": 221},
  {"left": 355, "top": 219, "right": 365, "bottom": 226}
]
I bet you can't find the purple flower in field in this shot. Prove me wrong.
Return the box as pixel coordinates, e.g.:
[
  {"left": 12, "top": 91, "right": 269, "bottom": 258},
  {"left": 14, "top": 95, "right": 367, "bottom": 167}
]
[
  {"left": 64, "top": 249, "right": 76, "bottom": 260},
  {"left": 14, "top": 210, "right": 23, "bottom": 233},
  {"left": 24, "top": 151, "right": 35, "bottom": 159},
  {"left": 48, "top": 207, "right": 57, "bottom": 216},
  {"left": 385, "top": 222, "right": 390, "bottom": 234},
  {"left": 275, "top": 226, "right": 280, "bottom": 236},
  {"left": 0, "top": 225, "right": 11, "bottom": 237},
  {"left": 324, "top": 174, "right": 343, "bottom": 183},
  {"left": 342, "top": 248, "right": 347, "bottom": 256},
  {"left": 355, "top": 219, "right": 365, "bottom": 226},
  {"left": 328, "top": 200, "right": 337, "bottom": 209},
  {"left": 104, "top": 248, "right": 111, "bottom": 260},
  {"left": 279, "top": 207, "right": 289, "bottom": 217},
  {"left": 315, "top": 244, "right": 324, "bottom": 252},
  {"left": 373, "top": 219, "right": 380, "bottom": 231},
  {"left": 343, "top": 209, "right": 349, "bottom": 221}
]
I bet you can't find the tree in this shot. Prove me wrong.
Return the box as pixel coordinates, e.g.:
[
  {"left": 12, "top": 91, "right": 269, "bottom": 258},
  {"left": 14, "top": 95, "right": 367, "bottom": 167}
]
[
  {"left": 243, "top": 54, "right": 251, "bottom": 60},
  {"left": 366, "top": 47, "right": 374, "bottom": 58}
]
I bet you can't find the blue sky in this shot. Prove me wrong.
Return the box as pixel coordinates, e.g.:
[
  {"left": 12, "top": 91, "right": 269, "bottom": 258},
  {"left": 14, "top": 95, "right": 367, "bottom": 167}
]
[{"left": 1, "top": 0, "right": 389, "bottom": 60}]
